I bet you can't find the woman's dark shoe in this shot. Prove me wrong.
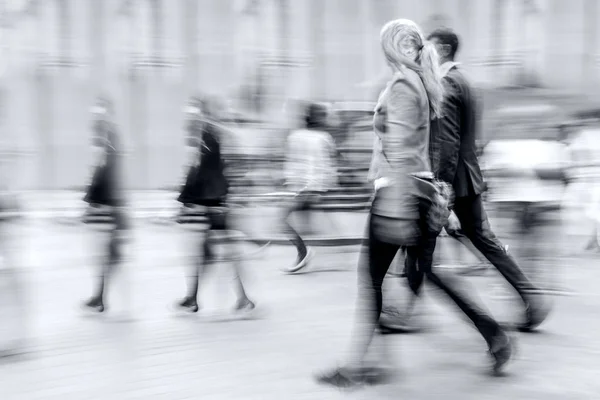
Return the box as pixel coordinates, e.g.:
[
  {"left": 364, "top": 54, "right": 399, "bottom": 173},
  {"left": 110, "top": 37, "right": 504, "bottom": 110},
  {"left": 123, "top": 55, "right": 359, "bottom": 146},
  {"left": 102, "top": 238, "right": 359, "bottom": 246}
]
[
  {"left": 174, "top": 297, "right": 199, "bottom": 313},
  {"left": 315, "top": 366, "right": 392, "bottom": 388},
  {"left": 233, "top": 299, "right": 256, "bottom": 316},
  {"left": 282, "top": 248, "right": 313, "bottom": 274},
  {"left": 489, "top": 334, "right": 514, "bottom": 375},
  {"left": 315, "top": 367, "right": 364, "bottom": 389},
  {"left": 82, "top": 297, "right": 105, "bottom": 313}
]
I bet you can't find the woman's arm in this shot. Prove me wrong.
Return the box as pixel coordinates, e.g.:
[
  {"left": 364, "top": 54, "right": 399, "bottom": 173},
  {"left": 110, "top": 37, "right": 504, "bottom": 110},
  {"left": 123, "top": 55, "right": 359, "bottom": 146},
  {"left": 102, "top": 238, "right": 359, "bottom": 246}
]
[
  {"left": 382, "top": 77, "right": 422, "bottom": 172},
  {"left": 367, "top": 136, "right": 383, "bottom": 182}
]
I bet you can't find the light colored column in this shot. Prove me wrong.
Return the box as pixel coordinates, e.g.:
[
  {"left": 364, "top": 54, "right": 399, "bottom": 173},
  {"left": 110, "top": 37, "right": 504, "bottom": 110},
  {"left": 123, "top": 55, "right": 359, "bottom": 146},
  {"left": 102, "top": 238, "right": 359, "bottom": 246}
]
[
  {"left": 0, "top": 0, "right": 7, "bottom": 81},
  {"left": 234, "top": 0, "right": 260, "bottom": 114},
  {"left": 183, "top": 0, "right": 198, "bottom": 96},
  {"left": 151, "top": 0, "right": 163, "bottom": 62},
  {"left": 583, "top": 0, "right": 598, "bottom": 92},
  {"left": 148, "top": 0, "right": 168, "bottom": 91},
  {"left": 490, "top": 0, "right": 506, "bottom": 85},
  {"left": 232, "top": 2, "right": 244, "bottom": 95},
  {"left": 309, "top": 0, "right": 324, "bottom": 99},
  {"left": 361, "top": 0, "right": 371, "bottom": 101},
  {"left": 521, "top": 0, "right": 544, "bottom": 87},
  {"left": 57, "top": 0, "right": 70, "bottom": 61},
  {"left": 458, "top": 0, "right": 471, "bottom": 61},
  {"left": 37, "top": 0, "right": 50, "bottom": 58},
  {"left": 504, "top": 0, "right": 522, "bottom": 85},
  {"left": 0, "top": 0, "right": 6, "bottom": 145},
  {"left": 594, "top": 0, "right": 600, "bottom": 91},
  {"left": 277, "top": 0, "right": 289, "bottom": 103},
  {"left": 0, "top": 0, "right": 10, "bottom": 188},
  {"left": 134, "top": 0, "right": 151, "bottom": 60},
  {"left": 127, "top": 0, "right": 151, "bottom": 188},
  {"left": 89, "top": 0, "right": 105, "bottom": 94}
]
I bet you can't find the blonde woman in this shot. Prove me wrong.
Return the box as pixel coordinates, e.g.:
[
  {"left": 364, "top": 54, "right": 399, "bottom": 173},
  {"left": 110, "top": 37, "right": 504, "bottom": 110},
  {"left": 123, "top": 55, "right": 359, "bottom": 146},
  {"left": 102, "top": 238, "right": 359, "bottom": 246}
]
[{"left": 317, "top": 19, "right": 512, "bottom": 388}]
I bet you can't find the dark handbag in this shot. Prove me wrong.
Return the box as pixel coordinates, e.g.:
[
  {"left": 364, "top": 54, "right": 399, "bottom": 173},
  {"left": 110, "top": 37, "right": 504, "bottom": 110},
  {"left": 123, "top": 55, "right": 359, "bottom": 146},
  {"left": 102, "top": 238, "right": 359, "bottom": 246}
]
[{"left": 411, "top": 174, "right": 454, "bottom": 235}]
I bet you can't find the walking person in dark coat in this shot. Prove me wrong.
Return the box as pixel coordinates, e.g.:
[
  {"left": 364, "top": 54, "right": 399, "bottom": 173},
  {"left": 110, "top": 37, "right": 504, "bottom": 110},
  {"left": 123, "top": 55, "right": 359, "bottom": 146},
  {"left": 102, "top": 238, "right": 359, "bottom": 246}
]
[
  {"left": 82, "top": 97, "right": 129, "bottom": 313},
  {"left": 174, "top": 96, "right": 255, "bottom": 315}
]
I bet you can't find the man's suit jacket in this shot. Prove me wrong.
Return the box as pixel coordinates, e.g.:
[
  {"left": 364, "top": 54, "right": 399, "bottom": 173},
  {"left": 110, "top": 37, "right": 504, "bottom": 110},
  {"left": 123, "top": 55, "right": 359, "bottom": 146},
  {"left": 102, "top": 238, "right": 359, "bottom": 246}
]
[{"left": 433, "top": 66, "right": 486, "bottom": 198}]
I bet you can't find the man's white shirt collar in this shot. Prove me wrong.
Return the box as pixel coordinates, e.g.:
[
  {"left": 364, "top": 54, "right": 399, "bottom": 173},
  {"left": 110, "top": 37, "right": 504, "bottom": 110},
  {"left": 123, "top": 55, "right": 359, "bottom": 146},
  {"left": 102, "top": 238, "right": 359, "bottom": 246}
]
[{"left": 440, "top": 61, "right": 461, "bottom": 78}]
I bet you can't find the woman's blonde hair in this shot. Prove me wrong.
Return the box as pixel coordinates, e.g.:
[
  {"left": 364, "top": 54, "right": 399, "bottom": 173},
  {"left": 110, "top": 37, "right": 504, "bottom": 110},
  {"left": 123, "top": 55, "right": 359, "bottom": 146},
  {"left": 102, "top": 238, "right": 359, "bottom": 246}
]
[{"left": 380, "top": 19, "right": 444, "bottom": 119}]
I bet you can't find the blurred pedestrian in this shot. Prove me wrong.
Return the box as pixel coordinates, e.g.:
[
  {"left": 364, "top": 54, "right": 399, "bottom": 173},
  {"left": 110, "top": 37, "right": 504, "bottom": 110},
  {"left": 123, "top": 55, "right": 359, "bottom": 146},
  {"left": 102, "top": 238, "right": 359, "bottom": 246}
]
[
  {"left": 174, "top": 96, "right": 255, "bottom": 315},
  {"left": 81, "top": 97, "right": 129, "bottom": 314},
  {"left": 324, "top": 104, "right": 354, "bottom": 173},
  {"left": 0, "top": 160, "right": 27, "bottom": 355},
  {"left": 280, "top": 102, "right": 337, "bottom": 273},
  {"left": 317, "top": 19, "right": 512, "bottom": 388},
  {"left": 562, "top": 124, "right": 600, "bottom": 253},
  {"left": 483, "top": 133, "right": 569, "bottom": 289},
  {"left": 426, "top": 28, "right": 551, "bottom": 331}
]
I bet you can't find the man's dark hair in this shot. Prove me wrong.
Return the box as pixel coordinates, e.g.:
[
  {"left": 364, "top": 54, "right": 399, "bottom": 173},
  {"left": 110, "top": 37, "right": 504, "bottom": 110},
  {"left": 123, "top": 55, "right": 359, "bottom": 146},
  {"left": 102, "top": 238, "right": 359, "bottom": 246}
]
[{"left": 427, "top": 28, "right": 460, "bottom": 59}]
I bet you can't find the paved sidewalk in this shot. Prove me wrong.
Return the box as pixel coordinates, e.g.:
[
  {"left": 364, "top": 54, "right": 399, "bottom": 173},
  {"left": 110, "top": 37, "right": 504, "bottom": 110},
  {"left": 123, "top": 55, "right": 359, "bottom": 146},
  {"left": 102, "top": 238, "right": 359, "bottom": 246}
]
[
  {"left": 1, "top": 219, "right": 600, "bottom": 399},
  {"left": 19, "top": 191, "right": 179, "bottom": 212}
]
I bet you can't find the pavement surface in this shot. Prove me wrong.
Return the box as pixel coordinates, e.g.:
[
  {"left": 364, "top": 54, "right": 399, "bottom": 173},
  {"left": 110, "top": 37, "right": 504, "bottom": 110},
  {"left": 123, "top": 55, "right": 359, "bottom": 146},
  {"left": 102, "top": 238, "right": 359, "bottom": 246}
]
[{"left": 0, "top": 192, "right": 598, "bottom": 399}]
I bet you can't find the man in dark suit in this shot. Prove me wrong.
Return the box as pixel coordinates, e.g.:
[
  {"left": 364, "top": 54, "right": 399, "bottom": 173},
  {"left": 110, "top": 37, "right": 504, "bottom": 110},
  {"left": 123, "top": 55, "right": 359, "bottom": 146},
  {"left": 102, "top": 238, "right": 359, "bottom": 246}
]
[{"left": 428, "top": 28, "right": 550, "bottom": 332}]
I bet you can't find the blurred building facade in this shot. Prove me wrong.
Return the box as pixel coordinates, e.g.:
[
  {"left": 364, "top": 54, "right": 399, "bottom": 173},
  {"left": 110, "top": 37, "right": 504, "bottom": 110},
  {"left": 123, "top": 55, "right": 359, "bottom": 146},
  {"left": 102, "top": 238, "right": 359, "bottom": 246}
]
[{"left": 1, "top": 0, "right": 600, "bottom": 190}]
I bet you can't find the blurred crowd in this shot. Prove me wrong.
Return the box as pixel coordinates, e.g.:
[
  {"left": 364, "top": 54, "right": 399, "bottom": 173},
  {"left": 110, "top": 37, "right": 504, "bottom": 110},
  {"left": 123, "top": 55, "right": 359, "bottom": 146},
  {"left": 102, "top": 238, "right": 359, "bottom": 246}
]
[{"left": 2, "top": 2, "right": 600, "bottom": 396}]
